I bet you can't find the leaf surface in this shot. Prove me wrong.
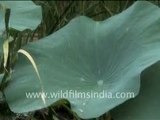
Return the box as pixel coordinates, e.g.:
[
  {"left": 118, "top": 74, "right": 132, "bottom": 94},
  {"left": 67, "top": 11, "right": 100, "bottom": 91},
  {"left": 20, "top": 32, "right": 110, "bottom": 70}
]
[{"left": 4, "top": 1, "right": 160, "bottom": 119}]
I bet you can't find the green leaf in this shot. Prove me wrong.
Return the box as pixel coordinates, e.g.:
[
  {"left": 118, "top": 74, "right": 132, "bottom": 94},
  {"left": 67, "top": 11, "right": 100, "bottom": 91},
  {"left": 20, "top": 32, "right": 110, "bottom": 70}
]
[
  {"left": 111, "top": 62, "right": 160, "bottom": 120},
  {"left": 3, "top": 1, "right": 160, "bottom": 119},
  {"left": 0, "top": 0, "right": 42, "bottom": 31}
]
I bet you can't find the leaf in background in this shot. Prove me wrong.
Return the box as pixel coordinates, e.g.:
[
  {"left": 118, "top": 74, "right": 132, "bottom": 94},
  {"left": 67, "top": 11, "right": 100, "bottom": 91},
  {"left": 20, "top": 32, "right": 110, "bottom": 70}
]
[
  {"left": 3, "top": 1, "right": 160, "bottom": 119},
  {"left": 111, "top": 62, "right": 160, "bottom": 120},
  {"left": 0, "top": 0, "right": 42, "bottom": 31}
]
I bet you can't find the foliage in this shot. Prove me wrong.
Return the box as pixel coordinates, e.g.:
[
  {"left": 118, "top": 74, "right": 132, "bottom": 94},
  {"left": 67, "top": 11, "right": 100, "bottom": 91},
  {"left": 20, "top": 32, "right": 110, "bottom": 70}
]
[{"left": 0, "top": 1, "right": 160, "bottom": 120}]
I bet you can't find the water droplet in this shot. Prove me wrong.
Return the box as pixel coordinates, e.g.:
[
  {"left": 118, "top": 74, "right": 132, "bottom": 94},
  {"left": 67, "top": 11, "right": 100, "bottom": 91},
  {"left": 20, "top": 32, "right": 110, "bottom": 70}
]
[
  {"left": 80, "top": 77, "right": 85, "bottom": 81},
  {"left": 96, "top": 21, "right": 100, "bottom": 25},
  {"left": 70, "top": 101, "right": 76, "bottom": 107},
  {"left": 79, "top": 108, "right": 83, "bottom": 113},
  {"left": 97, "top": 80, "right": 103, "bottom": 86},
  {"left": 126, "top": 28, "right": 129, "bottom": 31},
  {"left": 82, "top": 102, "right": 86, "bottom": 106},
  {"left": 71, "top": 101, "right": 75, "bottom": 104}
]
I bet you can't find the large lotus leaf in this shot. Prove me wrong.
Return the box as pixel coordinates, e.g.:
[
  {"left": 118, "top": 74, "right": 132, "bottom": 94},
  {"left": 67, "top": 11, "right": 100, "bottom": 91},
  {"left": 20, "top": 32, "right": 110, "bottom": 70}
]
[
  {"left": 111, "top": 61, "right": 160, "bottom": 120},
  {"left": 0, "top": 0, "right": 42, "bottom": 31},
  {"left": 3, "top": 1, "right": 160, "bottom": 119}
]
